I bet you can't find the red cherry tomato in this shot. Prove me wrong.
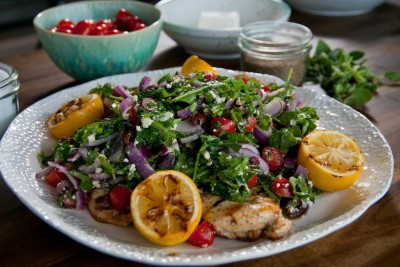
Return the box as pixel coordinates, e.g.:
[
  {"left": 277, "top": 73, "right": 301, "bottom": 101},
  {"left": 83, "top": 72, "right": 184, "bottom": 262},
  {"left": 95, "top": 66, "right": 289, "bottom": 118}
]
[
  {"left": 188, "top": 221, "right": 215, "bottom": 247},
  {"left": 211, "top": 117, "right": 236, "bottom": 136},
  {"left": 109, "top": 185, "right": 132, "bottom": 212},
  {"left": 261, "top": 146, "right": 284, "bottom": 171},
  {"left": 74, "top": 19, "right": 95, "bottom": 35},
  {"left": 57, "top": 18, "right": 75, "bottom": 30},
  {"left": 116, "top": 8, "right": 135, "bottom": 30},
  {"left": 262, "top": 84, "right": 271, "bottom": 92},
  {"left": 96, "top": 19, "right": 114, "bottom": 29},
  {"left": 271, "top": 177, "right": 294, "bottom": 197},
  {"left": 45, "top": 168, "right": 67, "bottom": 187},
  {"left": 204, "top": 73, "right": 217, "bottom": 81},
  {"left": 89, "top": 25, "right": 108, "bottom": 36},
  {"left": 247, "top": 175, "right": 258, "bottom": 188},
  {"left": 244, "top": 117, "right": 257, "bottom": 132}
]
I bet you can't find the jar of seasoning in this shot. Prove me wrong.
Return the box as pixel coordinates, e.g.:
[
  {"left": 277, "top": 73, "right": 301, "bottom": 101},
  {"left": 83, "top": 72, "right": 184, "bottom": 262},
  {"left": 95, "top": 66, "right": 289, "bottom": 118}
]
[
  {"left": 238, "top": 21, "right": 312, "bottom": 86},
  {"left": 0, "top": 63, "right": 20, "bottom": 139}
]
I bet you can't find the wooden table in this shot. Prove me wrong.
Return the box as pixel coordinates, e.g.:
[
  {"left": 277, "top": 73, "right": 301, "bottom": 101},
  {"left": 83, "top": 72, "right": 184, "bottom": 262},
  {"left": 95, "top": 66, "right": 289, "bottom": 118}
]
[{"left": 1, "top": 2, "right": 400, "bottom": 266}]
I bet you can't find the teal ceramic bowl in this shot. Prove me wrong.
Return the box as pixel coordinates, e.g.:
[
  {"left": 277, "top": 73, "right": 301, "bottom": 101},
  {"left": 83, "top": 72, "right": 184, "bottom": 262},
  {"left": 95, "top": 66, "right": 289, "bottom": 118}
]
[{"left": 33, "top": 1, "right": 162, "bottom": 82}]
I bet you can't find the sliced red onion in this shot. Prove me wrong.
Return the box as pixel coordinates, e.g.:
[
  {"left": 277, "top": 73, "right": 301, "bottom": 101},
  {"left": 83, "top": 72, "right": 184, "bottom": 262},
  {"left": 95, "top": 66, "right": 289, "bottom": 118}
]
[
  {"left": 177, "top": 107, "right": 193, "bottom": 119},
  {"left": 75, "top": 189, "right": 85, "bottom": 210},
  {"left": 253, "top": 126, "right": 271, "bottom": 147},
  {"left": 175, "top": 120, "right": 203, "bottom": 135},
  {"left": 139, "top": 76, "right": 156, "bottom": 91},
  {"left": 113, "top": 85, "right": 132, "bottom": 99},
  {"left": 158, "top": 80, "right": 167, "bottom": 87},
  {"left": 294, "top": 164, "right": 308, "bottom": 177},
  {"left": 284, "top": 156, "right": 297, "bottom": 169},
  {"left": 191, "top": 80, "right": 203, "bottom": 88},
  {"left": 265, "top": 88, "right": 285, "bottom": 98},
  {"left": 78, "top": 147, "right": 88, "bottom": 162},
  {"left": 158, "top": 153, "right": 176, "bottom": 169},
  {"left": 67, "top": 150, "right": 81, "bottom": 162},
  {"left": 180, "top": 133, "right": 200, "bottom": 144},
  {"left": 126, "top": 144, "right": 155, "bottom": 179},
  {"left": 240, "top": 143, "right": 260, "bottom": 155},
  {"left": 185, "top": 73, "right": 197, "bottom": 80},
  {"left": 120, "top": 97, "right": 132, "bottom": 115},
  {"left": 138, "top": 145, "right": 152, "bottom": 159},
  {"left": 35, "top": 165, "right": 55, "bottom": 179},
  {"left": 229, "top": 148, "right": 269, "bottom": 175},
  {"left": 171, "top": 139, "right": 180, "bottom": 154},
  {"left": 47, "top": 161, "right": 79, "bottom": 190},
  {"left": 86, "top": 132, "right": 119, "bottom": 147},
  {"left": 225, "top": 98, "right": 235, "bottom": 110},
  {"left": 262, "top": 98, "right": 285, "bottom": 117},
  {"left": 287, "top": 93, "right": 303, "bottom": 111}
]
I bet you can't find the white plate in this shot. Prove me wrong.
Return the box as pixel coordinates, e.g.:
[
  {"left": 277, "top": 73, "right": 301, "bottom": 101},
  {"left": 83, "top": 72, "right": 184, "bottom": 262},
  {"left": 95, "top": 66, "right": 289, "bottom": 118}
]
[{"left": 0, "top": 68, "right": 393, "bottom": 266}]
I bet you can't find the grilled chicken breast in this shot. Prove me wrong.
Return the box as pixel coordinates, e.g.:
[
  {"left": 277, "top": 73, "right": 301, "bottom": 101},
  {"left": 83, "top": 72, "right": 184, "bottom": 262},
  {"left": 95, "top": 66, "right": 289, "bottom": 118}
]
[{"left": 201, "top": 194, "right": 292, "bottom": 241}]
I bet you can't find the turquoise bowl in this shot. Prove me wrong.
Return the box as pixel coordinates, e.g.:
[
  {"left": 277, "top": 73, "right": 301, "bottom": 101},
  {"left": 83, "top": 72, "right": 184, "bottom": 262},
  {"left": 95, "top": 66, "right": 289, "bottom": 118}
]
[{"left": 33, "top": 0, "right": 162, "bottom": 82}]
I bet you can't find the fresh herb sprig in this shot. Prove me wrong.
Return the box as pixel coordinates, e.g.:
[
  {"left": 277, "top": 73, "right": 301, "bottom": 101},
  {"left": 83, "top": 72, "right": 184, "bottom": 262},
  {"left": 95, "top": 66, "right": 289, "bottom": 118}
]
[{"left": 305, "top": 40, "right": 399, "bottom": 107}]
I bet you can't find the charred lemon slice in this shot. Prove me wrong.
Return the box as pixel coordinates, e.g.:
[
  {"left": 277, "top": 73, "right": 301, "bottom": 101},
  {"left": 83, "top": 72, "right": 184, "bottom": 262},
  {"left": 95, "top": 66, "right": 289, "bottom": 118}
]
[
  {"left": 47, "top": 94, "right": 104, "bottom": 139},
  {"left": 130, "top": 170, "right": 202, "bottom": 246},
  {"left": 297, "top": 129, "right": 365, "bottom": 192},
  {"left": 181, "top": 55, "right": 218, "bottom": 76}
]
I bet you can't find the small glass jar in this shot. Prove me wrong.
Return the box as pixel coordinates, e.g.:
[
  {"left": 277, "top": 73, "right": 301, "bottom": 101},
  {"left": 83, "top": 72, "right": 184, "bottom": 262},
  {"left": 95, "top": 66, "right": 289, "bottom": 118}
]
[
  {"left": 0, "top": 63, "right": 20, "bottom": 139},
  {"left": 238, "top": 21, "right": 312, "bottom": 86}
]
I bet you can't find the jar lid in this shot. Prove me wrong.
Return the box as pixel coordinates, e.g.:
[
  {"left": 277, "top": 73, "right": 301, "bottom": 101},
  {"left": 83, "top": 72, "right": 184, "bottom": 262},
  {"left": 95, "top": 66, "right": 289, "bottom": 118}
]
[{"left": 239, "top": 21, "right": 312, "bottom": 56}]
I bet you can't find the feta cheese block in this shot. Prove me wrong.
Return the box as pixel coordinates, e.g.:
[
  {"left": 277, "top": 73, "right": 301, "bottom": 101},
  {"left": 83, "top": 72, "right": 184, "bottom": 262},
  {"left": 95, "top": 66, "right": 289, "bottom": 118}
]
[{"left": 197, "top": 11, "right": 240, "bottom": 29}]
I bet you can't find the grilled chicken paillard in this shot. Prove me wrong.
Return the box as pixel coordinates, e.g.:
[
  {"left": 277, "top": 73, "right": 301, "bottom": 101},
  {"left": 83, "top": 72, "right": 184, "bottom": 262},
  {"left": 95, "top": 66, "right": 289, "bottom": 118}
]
[{"left": 202, "top": 194, "right": 292, "bottom": 241}]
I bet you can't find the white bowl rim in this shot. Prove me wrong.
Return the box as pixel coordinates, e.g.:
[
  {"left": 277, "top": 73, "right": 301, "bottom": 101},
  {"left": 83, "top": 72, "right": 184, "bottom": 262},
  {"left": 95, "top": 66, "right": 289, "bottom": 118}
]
[{"left": 156, "top": 0, "right": 291, "bottom": 35}]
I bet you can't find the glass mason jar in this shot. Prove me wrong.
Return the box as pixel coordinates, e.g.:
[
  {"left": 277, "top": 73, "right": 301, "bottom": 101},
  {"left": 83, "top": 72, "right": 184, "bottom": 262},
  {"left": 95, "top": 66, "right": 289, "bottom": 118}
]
[
  {"left": 0, "top": 63, "right": 20, "bottom": 139},
  {"left": 238, "top": 21, "right": 312, "bottom": 86}
]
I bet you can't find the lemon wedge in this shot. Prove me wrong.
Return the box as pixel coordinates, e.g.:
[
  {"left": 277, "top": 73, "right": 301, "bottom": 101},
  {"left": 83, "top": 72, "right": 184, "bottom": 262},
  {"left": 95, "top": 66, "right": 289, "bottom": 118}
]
[
  {"left": 181, "top": 55, "right": 218, "bottom": 76},
  {"left": 297, "top": 129, "right": 365, "bottom": 191},
  {"left": 130, "top": 170, "right": 202, "bottom": 246}
]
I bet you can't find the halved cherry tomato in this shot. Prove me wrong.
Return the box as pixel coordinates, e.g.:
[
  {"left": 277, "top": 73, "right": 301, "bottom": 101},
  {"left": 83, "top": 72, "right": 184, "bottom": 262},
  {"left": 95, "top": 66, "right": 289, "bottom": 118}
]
[
  {"left": 47, "top": 94, "right": 104, "bottom": 139},
  {"left": 210, "top": 117, "right": 236, "bottom": 136},
  {"left": 109, "top": 185, "right": 132, "bottom": 212},
  {"left": 247, "top": 175, "right": 258, "bottom": 188},
  {"left": 261, "top": 146, "right": 284, "bottom": 171},
  {"left": 271, "top": 177, "right": 294, "bottom": 197},
  {"left": 188, "top": 221, "right": 215, "bottom": 247},
  {"left": 45, "top": 168, "right": 67, "bottom": 187},
  {"left": 262, "top": 84, "right": 271, "bottom": 92},
  {"left": 204, "top": 73, "right": 217, "bottom": 81},
  {"left": 244, "top": 117, "right": 257, "bottom": 132}
]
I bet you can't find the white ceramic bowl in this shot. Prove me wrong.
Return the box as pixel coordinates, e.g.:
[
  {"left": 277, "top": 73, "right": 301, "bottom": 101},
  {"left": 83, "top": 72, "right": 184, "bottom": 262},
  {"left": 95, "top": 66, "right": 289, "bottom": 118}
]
[
  {"left": 284, "top": 0, "right": 385, "bottom": 16},
  {"left": 156, "top": 0, "right": 291, "bottom": 59}
]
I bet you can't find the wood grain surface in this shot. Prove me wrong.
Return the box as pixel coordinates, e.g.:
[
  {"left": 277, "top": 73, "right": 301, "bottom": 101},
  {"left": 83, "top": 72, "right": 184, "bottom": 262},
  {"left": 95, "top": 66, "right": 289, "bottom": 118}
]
[{"left": 1, "top": 1, "right": 399, "bottom": 266}]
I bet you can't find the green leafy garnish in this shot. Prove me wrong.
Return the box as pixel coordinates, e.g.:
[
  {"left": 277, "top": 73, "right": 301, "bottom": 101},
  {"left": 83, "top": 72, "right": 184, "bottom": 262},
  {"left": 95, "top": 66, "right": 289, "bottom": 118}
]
[{"left": 305, "top": 40, "right": 382, "bottom": 107}]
